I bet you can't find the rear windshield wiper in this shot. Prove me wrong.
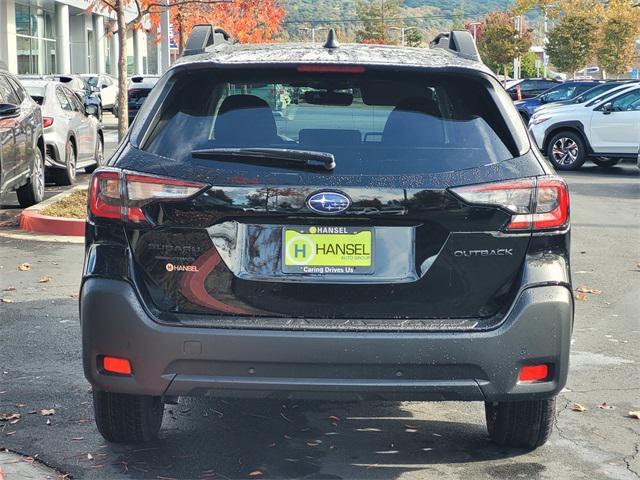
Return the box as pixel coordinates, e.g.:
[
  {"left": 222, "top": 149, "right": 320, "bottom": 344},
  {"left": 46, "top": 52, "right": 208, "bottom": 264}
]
[{"left": 191, "top": 147, "right": 336, "bottom": 171}]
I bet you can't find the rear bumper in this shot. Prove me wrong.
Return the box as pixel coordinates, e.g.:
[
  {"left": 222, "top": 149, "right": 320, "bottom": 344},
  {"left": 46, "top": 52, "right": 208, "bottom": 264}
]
[{"left": 80, "top": 278, "right": 573, "bottom": 402}]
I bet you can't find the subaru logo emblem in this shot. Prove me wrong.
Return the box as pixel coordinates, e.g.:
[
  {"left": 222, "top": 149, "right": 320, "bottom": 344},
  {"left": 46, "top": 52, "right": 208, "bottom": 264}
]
[{"left": 307, "top": 191, "right": 351, "bottom": 214}]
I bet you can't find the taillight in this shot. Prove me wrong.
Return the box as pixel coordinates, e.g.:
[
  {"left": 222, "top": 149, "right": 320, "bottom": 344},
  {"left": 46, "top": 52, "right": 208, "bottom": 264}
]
[
  {"left": 42, "top": 117, "right": 54, "bottom": 128},
  {"left": 297, "top": 65, "right": 367, "bottom": 73},
  {"left": 450, "top": 176, "right": 569, "bottom": 232},
  {"left": 89, "top": 170, "right": 206, "bottom": 223}
]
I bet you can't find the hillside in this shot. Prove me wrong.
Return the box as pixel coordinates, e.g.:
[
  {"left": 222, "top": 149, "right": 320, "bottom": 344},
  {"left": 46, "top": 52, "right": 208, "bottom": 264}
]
[{"left": 280, "top": 0, "right": 515, "bottom": 40}]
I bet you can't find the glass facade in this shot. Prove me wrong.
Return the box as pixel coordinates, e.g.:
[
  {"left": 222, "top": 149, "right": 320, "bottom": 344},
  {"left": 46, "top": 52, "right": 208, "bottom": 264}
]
[{"left": 15, "top": 3, "right": 56, "bottom": 75}]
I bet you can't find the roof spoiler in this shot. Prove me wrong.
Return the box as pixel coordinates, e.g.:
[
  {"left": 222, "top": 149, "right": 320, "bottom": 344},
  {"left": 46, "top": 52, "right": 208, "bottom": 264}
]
[
  {"left": 183, "top": 24, "right": 234, "bottom": 56},
  {"left": 429, "top": 30, "right": 481, "bottom": 62}
]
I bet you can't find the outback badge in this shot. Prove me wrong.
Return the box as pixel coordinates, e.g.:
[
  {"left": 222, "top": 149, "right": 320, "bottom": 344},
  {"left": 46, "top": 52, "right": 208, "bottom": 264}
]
[{"left": 307, "top": 191, "right": 351, "bottom": 214}]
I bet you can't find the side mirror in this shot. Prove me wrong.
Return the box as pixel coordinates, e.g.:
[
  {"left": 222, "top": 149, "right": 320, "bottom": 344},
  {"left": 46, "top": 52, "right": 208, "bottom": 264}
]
[
  {"left": 539, "top": 95, "right": 548, "bottom": 103},
  {"left": 85, "top": 104, "right": 99, "bottom": 118},
  {"left": 0, "top": 103, "right": 20, "bottom": 117},
  {"left": 575, "top": 95, "right": 584, "bottom": 103},
  {"left": 101, "top": 84, "right": 108, "bottom": 89},
  {"left": 602, "top": 102, "right": 613, "bottom": 114}
]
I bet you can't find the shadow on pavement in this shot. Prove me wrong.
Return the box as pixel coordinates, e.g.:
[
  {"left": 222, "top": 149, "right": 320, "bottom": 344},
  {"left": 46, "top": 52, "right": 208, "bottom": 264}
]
[{"left": 102, "top": 398, "right": 531, "bottom": 480}]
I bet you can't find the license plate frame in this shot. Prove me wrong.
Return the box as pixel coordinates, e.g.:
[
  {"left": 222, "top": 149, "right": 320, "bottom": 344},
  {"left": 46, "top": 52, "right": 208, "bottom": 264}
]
[{"left": 282, "top": 226, "right": 374, "bottom": 275}]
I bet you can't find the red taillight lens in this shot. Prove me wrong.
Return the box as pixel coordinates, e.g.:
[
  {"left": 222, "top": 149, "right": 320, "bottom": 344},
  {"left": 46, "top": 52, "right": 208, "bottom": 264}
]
[
  {"left": 90, "top": 171, "right": 120, "bottom": 219},
  {"left": 89, "top": 170, "right": 206, "bottom": 223},
  {"left": 519, "top": 364, "right": 550, "bottom": 382},
  {"left": 102, "top": 356, "right": 132, "bottom": 375},
  {"left": 450, "top": 176, "right": 569, "bottom": 232},
  {"left": 42, "top": 117, "right": 54, "bottom": 128}
]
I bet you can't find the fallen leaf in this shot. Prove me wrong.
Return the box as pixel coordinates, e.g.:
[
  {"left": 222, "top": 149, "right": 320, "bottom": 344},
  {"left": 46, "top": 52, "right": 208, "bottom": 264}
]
[
  {"left": 17, "top": 263, "right": 31, "bottom": 271},
  {"left": 328, "top": 415, "right": 341, "bottom": 423},
  {"left": 39, "top": 408, "right": 55, "bottom": 416},
  {"left": 0, "top": 413, "right": 20, "bottom": 421},
  {"left": 248, "top": 470, "right": 263, "bottom": 477},
  {"left": 0, "top": 298, "right": 14, "bottom": 303},
  {"left": 87, "top": 453, "right": 94, "bottom": 461},
  {"left": 571, "top": 403, "right": 587, "bottom": 412},
  {"left": 306, "top": 440, "right": 322, "bottom": 447},
  {"left": 71, "top": 437, "right": 84, "bottom": 441},
  {"left": 15, "top": 404, "right": 26, "bottom": 408},
  {"left": 628, "top": 411, "right": 640, "bottom": 419},
  {"left": 46, "top": 418, "right": 51, "bottom": 425},
  {"left": 2, "top": 287, "right": 16, "bottom": 292},
  {"left": 38, "top": 276, "right": 51, "bottom": 283},
  {"left": 5, "top": 431, "right": 16, "bottom": 436},
  {"left": 404, "top": 424, "right": 418, "bottom": 430},
  {"left": 598, "top": 402, "right": 614, "bottom": 410},
  {"left": 575, "top": 292, "right": 587, "bottom": 301},
  {"left": 576, "top": 286, "right": 602, "bottom": 295},
  {"left": 69, "top": 293, "right": 79, "bottom": 298}
]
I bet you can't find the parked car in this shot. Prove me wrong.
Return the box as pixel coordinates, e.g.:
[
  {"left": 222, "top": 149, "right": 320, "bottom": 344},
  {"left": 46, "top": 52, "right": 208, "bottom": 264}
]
[
  {"left": 0, "top": 70, "right": 45, "bottom": 207},
  {"left": 127, "top": 75, "right": 160, "bottom": 125},
  {"left": 505, "top": 78, "right": 563, "bottom": 100},
  {"left": 529, "top": 84, "right": 640, "bottom": 169},
  {"left": 533, "top": 81, "right": 640, "bottom": 117},
  {"left": 514, "top": 80, "right": 601, "bottom": 122},
  {"left": 79, "top": 74, "right": 118, "bottom": 115},
  {"left": 48, "top": 74, "right": 103, "bottom": 120},
  {"left": 21, "top": 79, "right": 104, "bottom": 185},
  {"left": 82, "top": 28, "right": 573, "bottom": 449}
]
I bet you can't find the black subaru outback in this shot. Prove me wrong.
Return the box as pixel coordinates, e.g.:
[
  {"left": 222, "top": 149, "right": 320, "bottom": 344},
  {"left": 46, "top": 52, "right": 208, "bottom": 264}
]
[{"left": 81, "top": 27, "right": 572, "bottom": 449}]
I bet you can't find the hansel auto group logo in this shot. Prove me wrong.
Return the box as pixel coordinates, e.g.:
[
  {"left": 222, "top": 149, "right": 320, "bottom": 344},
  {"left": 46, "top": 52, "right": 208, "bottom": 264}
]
[
  {"left": 285, "top": 232, "right": 316, "bottom": 266},
  {"left": 307, "top": 191, "right": 350, "bottom": 214},
  {"left": 165, "top": 263, "right": 199, "bottom": 272}
]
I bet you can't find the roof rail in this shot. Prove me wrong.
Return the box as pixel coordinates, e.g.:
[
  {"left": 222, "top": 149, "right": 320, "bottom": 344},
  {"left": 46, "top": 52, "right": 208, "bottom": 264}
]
[
  {"left": 183, "top": 24, "right": 234, "bottom": 56},
  {"left": 429, "top": 30, "right": 481, "bottom": 62}
]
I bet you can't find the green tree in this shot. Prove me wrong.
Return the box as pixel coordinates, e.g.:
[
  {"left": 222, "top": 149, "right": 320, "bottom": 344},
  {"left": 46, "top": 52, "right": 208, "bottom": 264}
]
[
  {"left": 546, "top": 4, "right": 602, "bottom": 77},
  {"left": 356, "top": 0, "right": 402, "bottom": 44},
  {"left": 520, "top": 51, "right": 540, "bottom": 77},
  {"left": 478, "top": 12, "right": 532, "bottom": 81},
  {"left": 450, "top": 5, "right": 466, "bottom": 30},
  {"left": 405, "top": 28, "right": 424, "bottom": 47},
  {"left": 596, "top": 0, "right": 640, "bottom": 78}
]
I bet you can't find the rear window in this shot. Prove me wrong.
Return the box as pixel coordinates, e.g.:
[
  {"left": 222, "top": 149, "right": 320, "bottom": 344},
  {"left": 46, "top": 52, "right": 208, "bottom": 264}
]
[{"left": 142, "top": 69, "right": 523, "bottom": 175}]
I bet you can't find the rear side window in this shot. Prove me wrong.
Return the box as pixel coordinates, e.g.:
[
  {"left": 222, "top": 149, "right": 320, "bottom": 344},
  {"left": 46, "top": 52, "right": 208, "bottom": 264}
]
[
  {"left": 56, "top": 87, "right": 72, "bottom": 111},
  {"left": 0, "top": 75, "right": 20, "bottom": 105},
  {"left": 142, "top": 69, "right": 524, "bottom": 175}
]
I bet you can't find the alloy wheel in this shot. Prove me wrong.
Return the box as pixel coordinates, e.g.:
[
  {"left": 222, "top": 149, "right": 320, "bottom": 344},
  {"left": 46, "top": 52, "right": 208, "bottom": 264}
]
[
  {"left": 33, "top": 149, "right": 45, "bottom": 199},
  {"left": 67, "top": 143, "right": 77, "bottom": 180},
  {"left": 551, "top": 137, "right": 579, "bottom": 166}
]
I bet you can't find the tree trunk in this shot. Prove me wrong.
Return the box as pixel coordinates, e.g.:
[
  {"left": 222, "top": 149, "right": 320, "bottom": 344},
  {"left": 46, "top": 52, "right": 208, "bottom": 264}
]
[{"left": 116, "top": 0, "right": 128, "bottom": 141}]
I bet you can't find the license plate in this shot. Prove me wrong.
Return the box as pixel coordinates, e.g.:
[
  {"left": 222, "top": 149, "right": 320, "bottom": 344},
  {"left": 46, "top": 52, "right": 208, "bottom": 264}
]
[{"left": 282, "top": 226, "right": 374, "bottom": 275}]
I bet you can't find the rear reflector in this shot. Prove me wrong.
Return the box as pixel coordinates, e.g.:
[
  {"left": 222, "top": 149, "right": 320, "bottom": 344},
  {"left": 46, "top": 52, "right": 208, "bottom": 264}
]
[
  {"left": 297, "top": 65, "right": 366, "bottom": 73},
  {"left": 89, "top": 170, "right": 206, "bottom": 223},
  {"left": 102, "top": 356, "right": 132, "bottom": 375},
  {"left": 450, "top": 176, "right": 569, "bottom": 232},
  {"left": 519, "top": 364, "right": 549, "bottom": 382}
]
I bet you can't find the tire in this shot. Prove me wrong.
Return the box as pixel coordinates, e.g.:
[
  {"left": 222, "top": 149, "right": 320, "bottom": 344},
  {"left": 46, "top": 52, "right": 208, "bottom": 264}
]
[
  {"left": 546, "top": 131, "right": 586, "bottom": 171},
  {"left": 16, "top": 147, "right": 45, "bottom": 208},
  {"left": 51, "top": 140, "right": 77, "bottom": 186},
  {"left": 485, "top": 397, "right": 556, "bottom": 449},
  {"left": 93, "top": 389, "right": 164, "bottom": 444},
  {"left": 85, "top": 135, "right": 104, "bottom": 173},
  {"left": 592, "top": 157, "right": 620, "bottom": 168}
]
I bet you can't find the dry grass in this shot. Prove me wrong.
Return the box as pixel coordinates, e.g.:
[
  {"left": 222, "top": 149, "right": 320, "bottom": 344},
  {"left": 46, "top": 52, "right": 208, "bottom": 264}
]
[{"left": 40, "top": 190, "right": 88, "bottom": 219}]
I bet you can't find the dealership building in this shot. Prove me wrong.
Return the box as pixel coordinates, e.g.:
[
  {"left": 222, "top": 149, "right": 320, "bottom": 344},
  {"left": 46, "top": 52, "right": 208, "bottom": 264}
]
[{"left": 0, "top": 0, "right": 165, "bottom": 76}]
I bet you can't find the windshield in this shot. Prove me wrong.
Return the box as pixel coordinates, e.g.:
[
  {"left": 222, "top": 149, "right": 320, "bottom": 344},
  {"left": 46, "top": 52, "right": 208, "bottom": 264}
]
[
  {"left": 84, "top": 76, "right": 99, "bottom": 87},
  {"left": 142, "top": 69, "right": 521, "bottom": 176}
]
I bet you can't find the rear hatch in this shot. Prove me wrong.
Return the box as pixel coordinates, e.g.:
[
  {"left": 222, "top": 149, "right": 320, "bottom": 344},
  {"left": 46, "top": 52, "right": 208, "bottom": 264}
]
[{"left": 114, "top": 67, "right": 544, "bottom": 328}]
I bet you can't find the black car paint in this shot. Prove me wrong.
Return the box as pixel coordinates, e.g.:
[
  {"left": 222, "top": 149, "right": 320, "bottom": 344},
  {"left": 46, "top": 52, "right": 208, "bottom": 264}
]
[{"left": 0, "top": 71, "right": 43, "bottom": 199}]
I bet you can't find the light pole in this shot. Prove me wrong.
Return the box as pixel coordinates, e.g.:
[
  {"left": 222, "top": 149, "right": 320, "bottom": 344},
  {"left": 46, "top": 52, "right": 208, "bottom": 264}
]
[
  {"left": 388, "top": 26, "right": 421, "bottom": 46},
  {"left": 299, "top": 27, "right": 329, "bottom": 43}
]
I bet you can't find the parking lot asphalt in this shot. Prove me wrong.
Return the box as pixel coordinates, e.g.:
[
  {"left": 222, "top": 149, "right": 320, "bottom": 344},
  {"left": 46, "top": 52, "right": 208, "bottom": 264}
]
[{"left": 0, "top": 161, "right": 638, "bottom": 480}]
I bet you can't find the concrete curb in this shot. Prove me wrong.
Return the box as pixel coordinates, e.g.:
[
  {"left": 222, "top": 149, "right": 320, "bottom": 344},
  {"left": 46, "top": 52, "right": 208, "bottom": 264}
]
[
  {"left": 19, "top": 185, "right": 86, "bottom": 238},
  {"left": 0, "top": 449, "right": 65, "bottom": 479}
]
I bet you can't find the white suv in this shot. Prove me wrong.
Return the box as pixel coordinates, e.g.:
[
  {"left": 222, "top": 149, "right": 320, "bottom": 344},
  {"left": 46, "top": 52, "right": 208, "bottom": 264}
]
[{"left": 529, "top": 84, "right": 640, "bottom": 170}]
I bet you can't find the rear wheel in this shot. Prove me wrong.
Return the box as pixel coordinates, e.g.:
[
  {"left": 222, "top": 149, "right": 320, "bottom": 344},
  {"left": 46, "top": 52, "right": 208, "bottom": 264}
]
[
  {"left": 592, "top": 157, "right": 620, "bottom": 168},
  {"left": 485, "top": 397, "right": 556, "bottom": 449},
  {"left": 52, "top": 140, "right": 76, "bottom": 186},
  {"left": 93, "top": 389, "right": 164, "bottom": 443},
  {"left": 547, "top": 131, "right": 586, "bottom": 170},
  {"left": 85, "top": 135, "right": 104, "bottom": 173},
  {"left": 16, "top": 147, "right": 45, "bottom": 207}
]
